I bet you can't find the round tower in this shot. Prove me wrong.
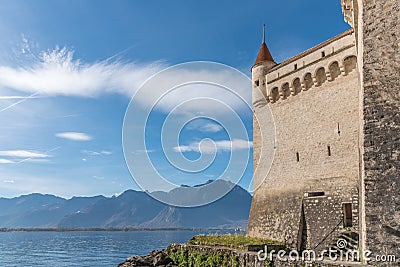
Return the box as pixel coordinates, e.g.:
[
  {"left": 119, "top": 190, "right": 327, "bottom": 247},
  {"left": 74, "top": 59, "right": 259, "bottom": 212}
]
[{"left": 251, "top": 25, "right": 276, "bottom": 97}]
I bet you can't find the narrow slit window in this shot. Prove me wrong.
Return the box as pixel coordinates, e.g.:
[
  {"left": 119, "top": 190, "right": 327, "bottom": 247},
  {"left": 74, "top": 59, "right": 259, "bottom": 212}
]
[
  {"left": 327, "top": 146, "right": 331, "bottom": 156},
  {"left": 296, "top": 152, "right": 300, "bottom": 162},
  {"left": 337, "top": 123, "right": 341, "bottom": 135},
  {"left": 294, "top": 64, "right": 298, "bottom": 70},
  {"left": 308, "top": 192, "right": 325, "bottom": 197},
  {"left": 321, "top": 51, "right": 326, "bottom": 58},
  {"left": 343, "top": 203, "right": 353, "bottom": 227}
]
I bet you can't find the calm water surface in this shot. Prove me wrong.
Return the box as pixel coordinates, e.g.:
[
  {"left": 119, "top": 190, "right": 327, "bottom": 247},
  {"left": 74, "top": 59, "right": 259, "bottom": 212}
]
[{"left": 0, "top": 230, "right": 231, "bottom": 267}]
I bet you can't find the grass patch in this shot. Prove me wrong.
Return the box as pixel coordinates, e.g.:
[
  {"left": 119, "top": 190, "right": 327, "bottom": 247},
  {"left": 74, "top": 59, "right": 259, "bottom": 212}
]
[
  {"left": 188, "top": 234, "right": 284, "bottom": 250},
  {"left": 166, "top": 235, "right": 286, "bottom": 266},
  {"left": 167, "top": 248, "right": 234, "bottom": 267}
]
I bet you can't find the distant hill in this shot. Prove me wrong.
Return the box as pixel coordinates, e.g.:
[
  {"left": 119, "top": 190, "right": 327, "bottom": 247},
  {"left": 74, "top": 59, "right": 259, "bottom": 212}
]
[{"left": 0, "top": 180, "right": 251, "bottom": 229}]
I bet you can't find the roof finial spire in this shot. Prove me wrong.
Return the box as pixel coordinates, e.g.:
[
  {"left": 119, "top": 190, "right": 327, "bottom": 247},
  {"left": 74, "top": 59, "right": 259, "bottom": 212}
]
[
  {"left": 253, "top": 23, "right": 275, "bottom": 66},
  {"left": 262, "top": 23, "right": 266, "bottom": 44}
]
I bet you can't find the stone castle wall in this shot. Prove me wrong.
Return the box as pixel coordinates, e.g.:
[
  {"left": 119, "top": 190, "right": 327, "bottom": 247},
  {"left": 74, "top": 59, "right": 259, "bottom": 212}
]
[
  {"left": 249, "top": 0, "right": 399, "bottom": 264},
  {"left": 359, "top": 0, "right": 400, "bottom": 265},
  {"left": 249, "top": 31, "right": 361, "bottom": 252}
]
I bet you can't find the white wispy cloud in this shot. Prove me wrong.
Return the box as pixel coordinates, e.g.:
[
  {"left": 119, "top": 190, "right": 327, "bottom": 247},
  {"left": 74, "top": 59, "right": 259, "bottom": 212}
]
[
  {"left": 187, "top": 122, "right": 223, "bottom": 133},
  {"left": 81, "top": 150, "right": 112, "bottom": 156},
  {"left": 132, "top": 149, "right": 156, "bottom": 155},
  {"left": 0, "top": 159, "right": 14, "bottom": 164},
  {"left": 0, "top": 150, "right": 50, "bottom": 158},
  {"left": 200, "top": 123, "right": 223, "bottom": 133},
  {"left": 0, "top": 44, "right": 251, "bottom": 115},
  {"left": 0, "top": 95, "right": 41, "bottom": 99},
  {"left": 54, "top": 114, "right": 82, "bottom": 119},
  {"left": 3, "top": 179, "right": 15, "bottom": 183},
  {"left": 56, "top": 132, "right": 92, "bottom": 141},
  {"left": 22, "top": 158, "right": 51, "bottom": 163},
  {"left": 134, "top": 70, "right": 251, "bottom": 115},
  {"left": 0, "top": 92, "right": 41, "bottom": 113},
  {"left": 173, "top": 138, "right": 252, "bottom": 154},
  {"left": 0, "top": 46, "right": 164, "bottom": 98}
]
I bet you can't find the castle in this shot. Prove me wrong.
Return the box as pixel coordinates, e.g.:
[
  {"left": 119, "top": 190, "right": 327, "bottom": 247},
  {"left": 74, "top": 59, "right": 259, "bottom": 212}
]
[{"left": 248, "top": 0, "right": 399, "bottom": 265}]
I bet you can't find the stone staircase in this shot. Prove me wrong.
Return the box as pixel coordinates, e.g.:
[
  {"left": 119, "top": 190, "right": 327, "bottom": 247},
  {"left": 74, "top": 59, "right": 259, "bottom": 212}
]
[{"left": 323, "top": 231, "right": 360, "bottom": 261}]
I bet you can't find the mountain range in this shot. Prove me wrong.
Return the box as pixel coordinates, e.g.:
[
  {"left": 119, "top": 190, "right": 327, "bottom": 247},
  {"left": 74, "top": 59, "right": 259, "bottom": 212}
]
[{"left": 0, "top": 180, "right": 251, "bottom": 229}]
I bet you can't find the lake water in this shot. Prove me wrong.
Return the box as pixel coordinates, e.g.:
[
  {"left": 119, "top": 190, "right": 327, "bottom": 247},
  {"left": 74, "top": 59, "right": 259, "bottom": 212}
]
[{"left": 0, "top": 230, "right": 232, "bottom": 267}]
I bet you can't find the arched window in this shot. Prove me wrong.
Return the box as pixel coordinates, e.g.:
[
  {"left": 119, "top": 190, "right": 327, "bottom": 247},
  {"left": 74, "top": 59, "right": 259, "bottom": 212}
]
[
  {"left": 315, "top": 67, "right": 327, "bottom": 86},
  {"left": 292, "top": 78, "right": 302, "bottom": 95},
  {"left": 343, "top": 56, "right": 357, "bottom": 74},
  {"left": 281, "top": 83, "right": 290, "bottom": 99},
  {"left": 303, "top": 73, "right": 313, "bottom": 91},
  {"left": 270, "top": 87, "right": 279, "bottom": 102},
  {"left": 329, "top": 61, "right": 341, "bottom": 81}
]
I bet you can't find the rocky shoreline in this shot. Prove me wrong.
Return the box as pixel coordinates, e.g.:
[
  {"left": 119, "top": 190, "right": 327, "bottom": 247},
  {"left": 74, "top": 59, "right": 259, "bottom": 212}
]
[
  {"left": 118, "top": 243, "right": 272, "bottom": 267},
  {"left": 117, "top": 234, "right": 285, "bottom": 266},
  {"left": 118, "top": 243, "right": 374, "bottom": 267},
  {"left": 118, "top": 249, "right": 177, "bottom": 267}
]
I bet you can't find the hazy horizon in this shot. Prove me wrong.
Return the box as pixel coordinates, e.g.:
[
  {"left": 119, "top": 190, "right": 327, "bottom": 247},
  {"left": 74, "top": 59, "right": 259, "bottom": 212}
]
[{"left": 0, "top": 0, "right": 350, "bottom": 199}]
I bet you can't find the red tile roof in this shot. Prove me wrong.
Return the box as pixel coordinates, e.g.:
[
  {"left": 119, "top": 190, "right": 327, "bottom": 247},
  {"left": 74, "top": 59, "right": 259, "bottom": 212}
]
[{"left": 253, "top": 42, "right": 275, "bottom": 66}]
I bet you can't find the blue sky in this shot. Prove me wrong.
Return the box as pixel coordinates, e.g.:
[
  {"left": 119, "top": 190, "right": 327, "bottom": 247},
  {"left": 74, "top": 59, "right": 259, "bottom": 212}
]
[{"left": 0, "top": 0, "right": 350, "bottom": 198}]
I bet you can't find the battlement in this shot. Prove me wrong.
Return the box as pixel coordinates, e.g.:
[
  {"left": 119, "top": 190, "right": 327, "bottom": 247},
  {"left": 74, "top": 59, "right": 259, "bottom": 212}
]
[
  {"left": 340, "top": 0, "right": 356, "bottom": 27},
  {"left": 263, "top": 29, "right": 357, "bottom": 103}
]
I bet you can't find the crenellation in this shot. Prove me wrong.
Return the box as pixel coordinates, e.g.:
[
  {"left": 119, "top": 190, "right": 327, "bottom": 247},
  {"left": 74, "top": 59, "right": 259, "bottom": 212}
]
[
  {"left": 262, "top": 31, "right": 357, "bottom": 103},
  {"left": 341, "top": 0, "right": 355, "bottom": 27},
  {"left": 267, "top": 30, "right": 354, "bottom": 80}
]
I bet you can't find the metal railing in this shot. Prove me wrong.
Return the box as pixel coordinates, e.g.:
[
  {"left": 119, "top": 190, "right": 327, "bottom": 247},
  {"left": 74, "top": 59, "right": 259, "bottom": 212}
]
[{"left": 313, "top": 218, "right": 343, "bottom": 250}]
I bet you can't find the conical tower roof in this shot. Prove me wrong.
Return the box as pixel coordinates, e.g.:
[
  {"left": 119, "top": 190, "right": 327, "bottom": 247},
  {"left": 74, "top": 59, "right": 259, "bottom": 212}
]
[
  {"left": 253, "top": 24, "right": 275, "bottom": 67},
  {"left": 253, "top": 42, "right": 274, "bottom": 66}
]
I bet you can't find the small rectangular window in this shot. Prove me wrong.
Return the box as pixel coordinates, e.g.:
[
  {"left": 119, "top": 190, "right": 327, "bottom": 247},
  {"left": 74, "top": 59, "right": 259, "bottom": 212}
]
[
  {"left": 321, "top": 51, "right": 326, "bottom": 58},
  {"left": 327, "top": 146, "right": 331, "bottom": 156},
  {"left": 296, "top": 152, "right": 300, "bottom": 162},
  {"left": 255, "top": 80, "right": 259, "bottom": 86},
  {"left": 343, "top": 203, "right": 353, "bottom": 227},
  {"left": 294, "top": 64, "right": 298, "bottom": 70},
  {"left": 308, "top": 192, "right": 325, "bottom": 197}
]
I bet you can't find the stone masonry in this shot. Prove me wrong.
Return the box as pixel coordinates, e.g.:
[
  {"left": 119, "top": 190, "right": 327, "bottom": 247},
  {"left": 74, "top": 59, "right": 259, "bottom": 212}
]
[
  {"left": 358, "top": 0, "right": 400, "bottom": 265},
  {"left": 248, "top": 0, "right": 399, "bottom": 265}
]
